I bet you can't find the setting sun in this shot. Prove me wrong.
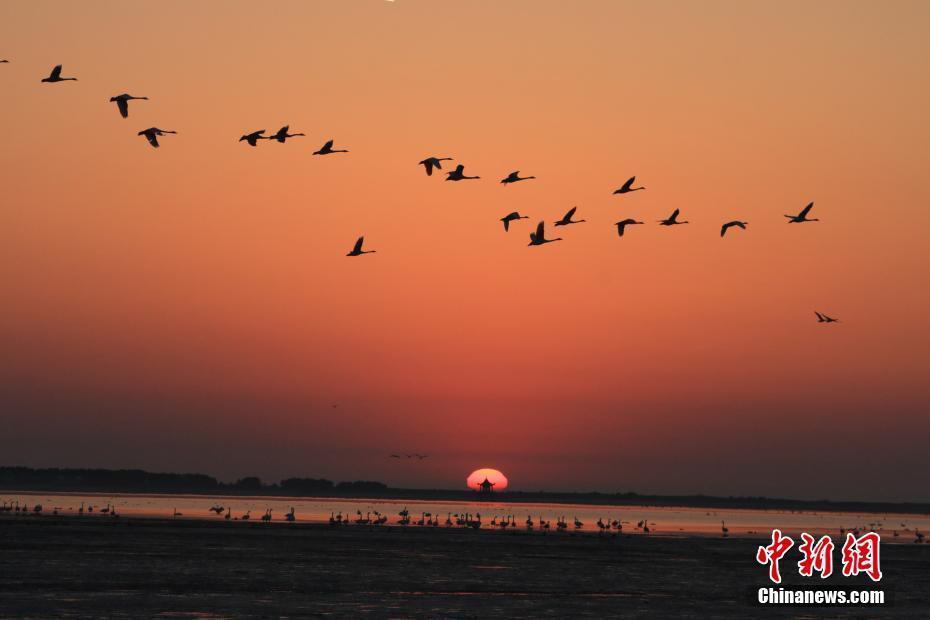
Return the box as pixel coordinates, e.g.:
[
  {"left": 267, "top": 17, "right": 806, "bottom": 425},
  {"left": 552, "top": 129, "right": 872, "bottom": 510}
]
[{"left": 466, "top": 468, "right": 509, "bottom": 491}]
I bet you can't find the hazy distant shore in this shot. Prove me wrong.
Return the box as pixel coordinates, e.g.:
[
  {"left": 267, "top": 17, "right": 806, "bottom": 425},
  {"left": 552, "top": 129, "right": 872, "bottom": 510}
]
[
  {"left": 3, "top": 466, "right": 929, "bottom": 515},
  {"left": 1, "top": 515, "right": 925, "bottom": 618}
]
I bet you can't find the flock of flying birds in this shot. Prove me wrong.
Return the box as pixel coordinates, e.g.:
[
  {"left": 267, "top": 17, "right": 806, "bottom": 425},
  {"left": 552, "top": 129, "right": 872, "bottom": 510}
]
[{"left": 5, "top": 60, "right": 839, "bottom": 323}]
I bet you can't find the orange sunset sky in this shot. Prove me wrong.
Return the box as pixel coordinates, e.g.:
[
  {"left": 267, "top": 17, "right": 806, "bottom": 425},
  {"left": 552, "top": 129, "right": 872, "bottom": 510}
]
[{"left": 1, "top": 1, "right": 928, "bottom": 501}]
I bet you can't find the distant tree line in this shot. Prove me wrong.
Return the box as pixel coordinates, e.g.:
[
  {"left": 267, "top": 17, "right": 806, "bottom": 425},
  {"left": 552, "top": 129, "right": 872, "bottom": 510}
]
[{"left": 0, "top": 467, "right": 386, "bottom": 496}]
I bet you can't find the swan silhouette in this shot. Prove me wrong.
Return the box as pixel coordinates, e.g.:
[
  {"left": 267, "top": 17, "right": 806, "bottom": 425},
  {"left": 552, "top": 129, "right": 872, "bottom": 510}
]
[
  {"left": 269, "top": 125, "right": 305, "bottom": 143},
  {"left": 446, "top": 164, "right": 479, "bottom": 181},
  {"left": 500, "top": 171, "right": 535, "bottom": 185},
  {"left": 720, "top": 220, "right": 747, "bottom": 237},
  {"left": 554, "top": 206, "right": 585, "bottom": 226},
  {"left": 239, "top": 130, "right": 267, "bottom": 147},
  {"left": 138, "top": 127, "right": 177, "bottom": 148},
  {"left": 613, "top": 176, "right": 645, "bottom": 195},
  {"left": 615, "top": 218, "right": 644, "bottom": 237},
  {"left": 528, "top": 221, "right": 562, "bottom": 246},
  {"left": 500, "top": 211, "right": 529, "bottom": 231},
  {"left": 41, "top": 64, "right": 77, "bottom": 83},
  {"left": 658, "top": 209, "right": 688, "bottom": 226},
  {"left": 313, "top": 139, "right": 349, "bottom": 155},
  {"left": 785, "top": 202, "right": 818, "bottom": 223},
  {"left": 419, "top": 156, "right": 452, "bottom": 176},
  {"left": 815, "top": 311, "right": 839, "bottom": 323},
  {"left": 109, "top": 93, "right": 148, "bottom": 118},
  {"left": 347, "top": 236, "right": 376, "bottom": 256}
]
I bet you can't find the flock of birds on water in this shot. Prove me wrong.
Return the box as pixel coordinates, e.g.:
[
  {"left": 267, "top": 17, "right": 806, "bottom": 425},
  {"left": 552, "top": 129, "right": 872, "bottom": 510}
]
[
  {"left": 2, "top": 498, "right": 925, "bottom": 543},
  {"left": 2, "top": 60, "right": 842, "bottom": 323}
]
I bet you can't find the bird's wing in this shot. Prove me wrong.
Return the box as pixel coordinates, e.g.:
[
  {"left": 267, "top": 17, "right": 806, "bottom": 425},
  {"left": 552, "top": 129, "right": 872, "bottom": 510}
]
[
  {"left": 564, "top": 206, "right": 577, "bottom": 219},
  {"left": 454, "top": 164, "right": 464, "bottom": 173},
  {"left": 535, "top": 221, "right": 545, "bottom": 238},
  {"left": 50, "top": 64, "right": 62, "bottom": 78},
  {"left": 503, "top": 218, "right": 510, "bottom": 231},
  {"left": 799, "top": 202, "right": 813, "bottom": 217},
  {"left": 145, "top": 132, "right": 159, "bottom": 148},
  {"left": 623, "top": 176, "right": 635, "bottom": 189},
  {"left": 323, "top": 139, "right": 334, "bottom": 150},
  {"left": 814, "top": 311, "right": 824, "bottom": 321},
  {"left": 117, "top": 98, "right": 129, "bottom": 118},
  {"left": 353, "top": 237, "right": 364, "bottom": 253},
  {"left": 670, "top": 208, "right": 680, "bottom": 220},
  {"left": 433, "top": 159, "right": 443, "bottom": 170},
  {"left": 616, "top": 222, "right": 626, "bottom": 237},
  {"left": 721, "top": 223, "right": 730, "bottom": 236},
  {"left": 424, "top": 160, "right": 434, "bottom": 175}
]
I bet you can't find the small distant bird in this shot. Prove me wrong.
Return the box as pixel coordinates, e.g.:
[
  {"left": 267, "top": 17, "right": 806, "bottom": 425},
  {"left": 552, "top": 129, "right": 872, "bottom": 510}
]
[
  {"left": 720, "top": 220, "right": 747, "bottom": 237},
  {"left": 313, "top": 139, "right": 349, "bottom": 155},
  {"left": 613, "top": 176, "right": 645, "bottom": 195},
  {"left": 419, "top": 156, "right": 452, "bottom": 176},
  {"left": 554, "top": 206, "right": 585, "bottom": 226},
  {"left": 815, "top": 311, "right": 839, "bottom": 323},
  {"left": 389, "top": 454, "right": 401, "bottom": 458},
  {"left": 528, "top": 221, "right": 562, "bottom": 246},
  {"left": 347, "top": 236, "right": 376, "bottom": 256},
  {"left": 138, "top": 127, "right": 177, "bottom": 148},
  {"left": 615, "top": 218, "right": 644, "bottom": 237},
  {"left": 414, "top": 454, "right": 428, "bottom": 460},
  {"left": 785, "top": 202, "right": 819, "bottom": 223},
  {"left": 1, "top": 59, "right": 9, "bottom": 63},
  {"left": 721, "top": 521, "right": 729, "bottom": 537},
  {"left": 658, "top": 208, "right": 688, "bottom": 226},
  {"left": 109, "top": 93, "right": 148, "bottom": 118},
  {"left": 446, "top": 164, "right": 480, "bottom": 181},
  {"left": 500, "top": 171, "right": 536, "bottom": 185},
  {"left": 41, "top": 64, "right": 77, "bottom": 83},
  {"left": 268, "top": 125, "right": 305, "bottom": 143},
  {"left": 500, "top": 211, "right": 529, "bottom": 232},
  {"left": 239, "top": 130, "right": 267, "bottom": 146}
]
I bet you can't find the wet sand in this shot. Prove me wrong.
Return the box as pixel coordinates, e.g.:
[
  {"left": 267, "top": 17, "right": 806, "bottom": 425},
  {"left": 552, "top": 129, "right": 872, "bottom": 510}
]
[{"left": 1, "top": 516, "right": 927, "bottom": 618}]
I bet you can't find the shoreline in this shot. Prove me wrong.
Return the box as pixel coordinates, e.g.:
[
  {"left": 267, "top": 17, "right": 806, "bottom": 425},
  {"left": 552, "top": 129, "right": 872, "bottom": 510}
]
[
  {"left": 4, "top": 487, "right": 929, "bottom": 517},
  {"left": 2, "top": 512, "right": 926, "bottom": 618}
]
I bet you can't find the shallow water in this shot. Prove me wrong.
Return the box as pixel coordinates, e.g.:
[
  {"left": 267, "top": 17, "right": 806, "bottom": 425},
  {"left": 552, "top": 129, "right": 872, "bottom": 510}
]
[{"left": 3, "top": 490, "right": 928, "bottom": 539}]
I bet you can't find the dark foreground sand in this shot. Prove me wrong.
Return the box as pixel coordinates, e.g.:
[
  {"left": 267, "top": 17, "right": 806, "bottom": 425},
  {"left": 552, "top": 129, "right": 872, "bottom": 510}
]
[{"left": 1, "top": 516, "right": 927, "bottom": 618}]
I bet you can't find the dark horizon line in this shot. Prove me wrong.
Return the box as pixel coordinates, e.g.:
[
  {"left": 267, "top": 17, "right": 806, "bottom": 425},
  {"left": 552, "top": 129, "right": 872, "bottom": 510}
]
[{"left": 2, "top": 465, "right": 928, "bottom": 515}]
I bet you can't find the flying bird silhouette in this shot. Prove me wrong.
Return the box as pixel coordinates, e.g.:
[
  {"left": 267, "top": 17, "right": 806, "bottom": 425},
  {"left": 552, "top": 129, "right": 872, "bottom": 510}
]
[
  {"left": 528, "top": 221, "right": 562, "bottom": 246},
  {"left": 500, "top": 171, "right": 536, "bottom": 185},
  {"left": 446, "top": 164, "right": 480, "bottom": 181},
  {"left": 786, "top": 202, "right": 819, "bottom": 223},
  {"left": 347, "top": 236, "right": 376, "bottom": 256},
  {"left": 268, "top": 125, "right": 305, "bottom": 143},
  {"left": 658, "top": 209, "right": 688, "bottom": 226},
  {"left": 0, "top": 59, "right": 9, "bottom": 63},
  {"left": 419, "top": 156, "right": 452, "bottom": 176},
  {"left": 137, "top": 127, "right": 177, "bottom": 148},
  {"left": 815, "top": 311, "right": 839, "bottom": 323},
  {"left": 500, "top": 211, "right": 529, "bottom": 232},
  {"left": 313, "top": 139, "right": 349, "bottom": 155},
  {"left": 613, "top": 176, "right": 645, "bottom": 195},
  {"left": 720, "top": 220, "right": 748, "bottom": 237},
  {"left": 615, "top": 218, "right": 644, "bottom": 237},
  {"left": 41, "top": 64, "right": 77, "bottom": 83},
  {"left": 239, "top": 130, "right": 267, "bottom": 146},
  {"left": 554, "top": 206, "right": 585, "bottom": 226},
  {"left": 109, "top": 93, "right": 148, "bottom": 118}
]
